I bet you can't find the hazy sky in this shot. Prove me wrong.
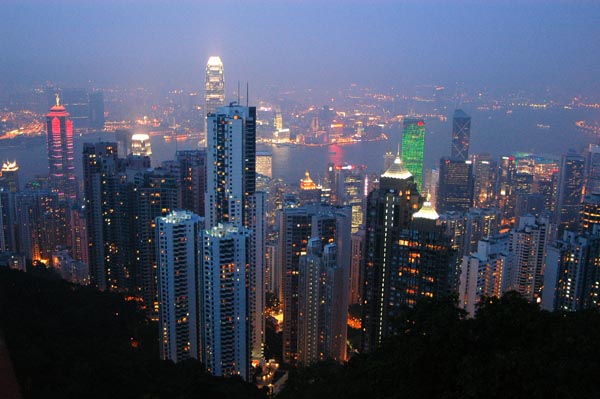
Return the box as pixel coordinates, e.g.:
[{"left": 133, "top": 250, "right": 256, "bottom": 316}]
[{"left": 2, "top": 0, "right": 600, "bottom": 94}]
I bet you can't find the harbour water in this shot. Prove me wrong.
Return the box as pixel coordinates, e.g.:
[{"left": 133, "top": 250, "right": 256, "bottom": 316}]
[{"left": 0, "top": 106, "right": 597, "bottom": 188}]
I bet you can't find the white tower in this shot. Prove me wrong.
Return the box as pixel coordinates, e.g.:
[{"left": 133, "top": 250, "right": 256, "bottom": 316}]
[{"left": 156, "top": 210, "right": 203, "bottom": 363}]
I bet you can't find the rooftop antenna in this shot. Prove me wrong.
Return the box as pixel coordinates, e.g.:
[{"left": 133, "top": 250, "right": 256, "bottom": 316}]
[
  {"left": 246, "top": 82, "right": 249, "bottom": 107},
  {"left": 237, "top": 81, "right": 240, "bottom": 105}
]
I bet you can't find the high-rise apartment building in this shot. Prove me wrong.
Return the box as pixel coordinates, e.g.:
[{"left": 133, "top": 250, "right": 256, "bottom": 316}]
[
  {"left": 349, "top": 229, "right": 365, "bottom": 305},
  {"left": 83, "top": 142, "right": 129, "bottom": 291},
  {"left": 507, "top": 214, "right": 552, "bottom": 303},
  {"left": 46, "top": 96, "right": 77, "bottom": 201},
  {"left": 543, "top": 231, "right": 600, "bottom": 312},
  {"left": 401, "top": 119, "right": 426, "bottom": 191},
  {"left": 200, "top": 224, "right": 250, "bottom": 379},
  {"left": 451, "top": 109, "right": 471, "bottom": 161},
  {"left": 156, "top": 210, "right": 203, "bottom": 363},
  {"left": 279, "top": 203, "right": 351, "bottom": 363},
  {"left": 162, "top": 149, "right": 207, "bottom": 218},
  {"left": 203, "top": 104, "right": 265, "bottom": 373},
  {"left": 297, "top": 240, "right": 348, "bottom": 365},
  {"left": 205, "top": 56, "right": 225, "bottom": 119},
  {"left": 205, "top": 105, "right": 257, "bottom": 228},
  {"left": 131, "top": 167, "right": 179, "bottom": 316},
  {"left": 459, "top": 235, "right": 510, "bottom": 317}
]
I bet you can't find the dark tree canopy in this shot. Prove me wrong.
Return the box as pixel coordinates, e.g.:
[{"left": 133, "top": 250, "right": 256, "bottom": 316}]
[
  {"left": 0, "top": 268, "right": 266, "bottom": 399},
  {"left": 280, "top": 294, "right": 600, "bottom": 399}
]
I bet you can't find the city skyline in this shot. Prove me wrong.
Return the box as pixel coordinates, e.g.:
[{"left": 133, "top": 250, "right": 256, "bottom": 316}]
[{"left": 3, "top": 1, "right": 600, "bottom": 396}]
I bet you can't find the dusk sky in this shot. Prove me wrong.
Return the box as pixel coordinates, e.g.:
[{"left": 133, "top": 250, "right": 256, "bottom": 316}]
[{"left": 2, "top": 0, "right": 600, "bottom": 95}]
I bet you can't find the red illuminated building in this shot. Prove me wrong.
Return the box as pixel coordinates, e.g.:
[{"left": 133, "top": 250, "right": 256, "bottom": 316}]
[{"left": 46, "top": 95, "right": 77, "bottom": 201}]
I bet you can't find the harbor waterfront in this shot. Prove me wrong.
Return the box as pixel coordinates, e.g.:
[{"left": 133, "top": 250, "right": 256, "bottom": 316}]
[{"left": 0, "top": 106, "right": 597, "bottom": 187}]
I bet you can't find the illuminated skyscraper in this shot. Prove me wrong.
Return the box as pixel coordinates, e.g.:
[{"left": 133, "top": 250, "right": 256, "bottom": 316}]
[
  {"left": 451, "top": 109, "right": 471, "bottom": 161},
  {"left": 0, "top": 161, "right": 20, "bottom": 193},
  {"left": 156, "top": 210, "right": 203, "bottom": 363},
  {"left": 46, "top": 95, "right": 76, "bottom": 201},
  {"left": 279, "top": 203, "right": 351, "bottom": 364},
  {"left": 459, "top": 235, "right": 509, "bottom": 316},
  {"left": 586, "top": 144, "right": 600, "bottom": 195},
  {"left": 437, "top": 157, "right": 474, "bottom": 213},
  {"left": 401, "top": 119, "right": 426, "bottom": 191},
  {"left": 205, "top": 104, "right": 265, "bottom": 371},
  {"left": 361, "top": 154, "right": 422, "bottom": 352},
  {"left": 556, "top": 152, "right": 585, "bottom": 233},
  {"left": 298, "top": 240, "right": 348, "bottom": 365},
  {"left": 507, "top": 214, "right": 552, "bottom": 303},
  {"left": 171, "top": 149, "right": 207, "bottom": 217},
  {"left": 205, "top": 105, "right": 257, "bottom": 228},
  {"left": 472, "top": 154, "right": 497, "bottom": 208},
  {"left": 131, "top": 133, "right": 152, "bottom": 157},
  {"left": 205, "top": 56, "right": 225, "bottom": 119}
]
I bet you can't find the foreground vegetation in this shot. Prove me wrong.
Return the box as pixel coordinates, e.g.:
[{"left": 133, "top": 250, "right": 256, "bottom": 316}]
[
  {"left": 281, "top": 293, "right": 600, "bottom": 399},
  {"left": 0, "top": 267, "right": 266, "bottom": 399},
  {"left": 4, "top": 266, "right": 600, "bottom": 398}
]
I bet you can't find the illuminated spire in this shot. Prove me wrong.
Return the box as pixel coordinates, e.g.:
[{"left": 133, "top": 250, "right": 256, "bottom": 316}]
[
  {"left": 300, "top": 170, "right": 317, "bottom": 190},
  {"left": 381, "top": 153, "right": 412, "bottom": 180},
  {"left": 55, "top": 93, "right": 60, "bottom": 106},
  {"left": 413, "top": 201, "right": 440, "bottom": 220}
]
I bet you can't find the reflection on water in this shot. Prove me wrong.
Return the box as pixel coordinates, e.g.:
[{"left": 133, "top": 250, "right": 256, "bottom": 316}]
[{"left": 0, "top": 107, "right": 597, "bottom": 188}]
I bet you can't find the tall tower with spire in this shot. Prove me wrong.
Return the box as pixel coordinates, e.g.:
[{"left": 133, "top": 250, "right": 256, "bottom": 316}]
[
  {"left": 361, "top": 151, "right": 422, "bottom": 352},
  {"left": 46, "top": 94, "right": 76, "bottom": 201},
  {"left": 362, "top": 151, "right": 455, "bottom": 352}
]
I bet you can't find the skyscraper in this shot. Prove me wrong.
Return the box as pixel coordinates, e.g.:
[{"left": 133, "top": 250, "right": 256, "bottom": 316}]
[
  {"left": 297, "top": 240, "right": 348, "bottom": 365},
  {"left": 205, "top": 105, "right": 257, "bottom": 228},
  {"left": 437, "top": 157, "right": 474, "bottom": 213},
  {"left": 507, "top": 214, "right": 552, "bottom": 303},
  {"left": 205, "top": 56, "right": 225, "bottom": 119},
  {"left": 60, "top": 88, "right": 90, "bottom": 129},
  {"left": 203, "top": 104, "right": 265, "bottom": 373},
  {"left": 451, "top": 109, "right": 471, "bottom": 161},
  {"left": 279, "top": 203, "right": 351, "bottom": 364},
  {"left": 0, "top": 161, "right": 19, "bottom": 193},
  {"left": 543, "top": 231, "right": 600, "bottom": 312},
  {"left": 156, "top": 210, "right": 203, "bottom": 363},
  {"left": 401, "top": 119, "right": 426, "bottom": 191},
  {"left": 361, "top": 154, "right": 422, "bottom": 352},
  {"left": 131, "top": 133, "right": 152, "bottom": 157},
  {"left": 83, "top": 142, "right": 128, "bottom": 291},
  {"left": 200, "top": 224, "right": 250, "bottom": 379},
  {"left": 171, "top": 149, "right": 207, "bottom": 217},
  {"left": 459, "top": 235, "right": 510, "bottom": 317},
  {"left": 556, "top": 152, "right": 585, "bottom": 233},
  {"left": 88, "top": 91, "right": 105, "bottom": 131},
  {"left": 472, "top": 154, "right": 497, "bottom": 208},
  {"left": 46, "top": 95, "right": 76, "bottom": 201}
]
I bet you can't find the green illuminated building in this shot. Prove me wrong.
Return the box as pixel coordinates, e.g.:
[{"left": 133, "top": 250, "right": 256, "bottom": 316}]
[{"left": 401, "top": 118, "right": 426, "bottom": 191}]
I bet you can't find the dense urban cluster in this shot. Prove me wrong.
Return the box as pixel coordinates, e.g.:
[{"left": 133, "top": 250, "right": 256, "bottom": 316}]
[{"left": 2, "top": 56, "right": 600, "bottom": 396}]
